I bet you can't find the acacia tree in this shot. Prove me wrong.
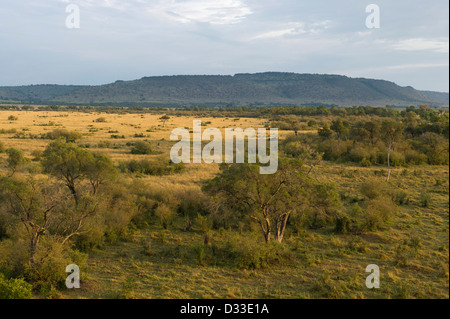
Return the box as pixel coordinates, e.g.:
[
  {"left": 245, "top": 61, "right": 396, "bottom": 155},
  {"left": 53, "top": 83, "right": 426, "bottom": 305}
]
[
  {"left": 159, "top": 115, "right": 170, "bottom": 128},
  {"left": 0, "top": 176, "right": 100, "bottom": 265},
  {"left": 6, "top": 148, "right": 27, "bottom": 176},
  {"left": 84, "top": 153, "right": 117, "bottom": 195},
  {"left": 41, "top": 139, "right": 91, "bottom": 207},
  {"left": 203, "top": 158, "right": 313, "bottom": 243},
  {"left": 41, "top": 139, "right": 116, "bottom": 205}
]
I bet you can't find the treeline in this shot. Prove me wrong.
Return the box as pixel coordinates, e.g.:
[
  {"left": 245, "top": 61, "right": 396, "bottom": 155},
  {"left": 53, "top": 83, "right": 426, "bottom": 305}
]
[
  {"left": 278, "top": 106, "right": 449, "bottom": 167},
  {"left": 1, "top": 103, "right": 447, "bottom": 119}
]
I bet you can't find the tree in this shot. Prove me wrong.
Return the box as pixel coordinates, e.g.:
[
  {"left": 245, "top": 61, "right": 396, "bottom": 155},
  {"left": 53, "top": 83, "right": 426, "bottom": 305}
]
[
  {"left": 419, "top": 132, "right": 449, "bottom": 165},
  {"left": 309, "top": 183, "right": 341, "bottom": 227},
  {"left": 363, "top": 120, "right": 381, "bottom": 145},
  {"left": 330, "top": 119, "right": 349, "bottom": 143},
  {"left": 203, "top": 159, "right": 313, "bottom": 243},
  {"left": 0, "top": 176, "right": 98, "bottom": 265},
  {"left": 318, "top": 124, "right": 332, "bottom": 138},
  {"left": 286, "top": 117, "right": 301, "bottom": 135},
  {"left": 84, "top": 153, "right": 117, "bottom": 195},
  {"left": 159, "top": 115, "right": 170, "bottom": 128},
  {"left": 381, "top": 120, "right": 403, "bottom": 182},
  {"left": 41, "top": 139, "right": 93, "bottom": 206},
  {"left": 0, "top": 177, "right": 65, "bottom": 264},
  {"left": 6, "top": 148, "right": 27, "bottom": 176},
  {"left": 282, "top": 134, "right": 323, "bottom": 175}
]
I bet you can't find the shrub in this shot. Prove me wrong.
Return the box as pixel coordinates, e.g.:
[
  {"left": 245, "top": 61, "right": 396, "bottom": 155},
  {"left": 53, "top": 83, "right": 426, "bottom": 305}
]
[
  {"left": 334, "top": 204, "right": 362, "bottom": 234},
  {"left": 219, "top": 234, "right": 290, "bottom": 269},
  {"left": 390, "top": 151, "right": 406, "bottom": 167},
  {"left": 392, "top": 190, "right": 409, "bottom": 206},
  {"left": 118, "top": 159, "right": 184, "bottom": 176},
  {"left": 0, "top": 128, "right": 17, "bottom": 134},
  {"left": 177, "top": 189, "right": 209, "bottom": 231},
  {"left": 359, "top": 179, "right": 386, "bottom": 199},
  {"left": 8, "top": 115, "right": 18, "bottom": 121},
  {"left": 0, "top": 274, "right": 32, "bottom": 299},
  {"left": 23, "top": 240, "right": 73, "bottom": 291},
  {"left": 155, "top": 204, "right": 175, "bottom": 229},
  {"left": 359, "top": 157, "right": 372, "bottom": 167},
  {"left": 193, "top": 244, "right": 206, "bottom": 265},
  {"left": 348, "top": 145, "right": 370, "bottom": 163},
  {"left": 0, "top": 141, "right": 4, "bottom": 153},
  {"left": 95, "top": 117, "right": 107, "bottom": 123},
  {"left": 43, "top": 129, "right": 82, "bottom": 142},
  {"left": 31, "top": 150, "right": 43, "bottom": 162},
  {"left": 404, "top": 150, "right": 427, "bottom": 165},
  {"left": 362, "top": 197, "right": 397, "bottom": 231},
  {"left": 131, "top": 141, "right": 153, "bottom": 155},
  {"left": 418, "top": 192, "right": 431, "bottom": 207}
]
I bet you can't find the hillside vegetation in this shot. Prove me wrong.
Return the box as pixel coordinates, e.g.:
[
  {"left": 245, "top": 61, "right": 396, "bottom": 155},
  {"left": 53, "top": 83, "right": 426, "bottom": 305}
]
[{"left": 0, "top": 73, "right": 448, "bottom": 107}]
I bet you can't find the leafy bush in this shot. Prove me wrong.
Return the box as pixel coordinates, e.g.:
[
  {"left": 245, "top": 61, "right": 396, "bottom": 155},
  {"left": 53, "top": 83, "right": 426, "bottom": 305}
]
[
  {"left": 362, "top": 197, "right": 397, "bottom": 231},
  {"left": 392, "top": 190, "right": 410, "bottom": 206},
  {"left": 177, "top": 189, "right": 209, "bottom": 231},
  {"left": 418, "top": 192, "right": 431, "bottom": 207},
  {"left": 0, "top": 274, "right": 32, "bottom": 299},
  {"left": 43, "top": 129, "right": 82, "bottom": 142},
  {"left": 31, "top": 150, "right": 43, "bottom": 162},
  {"left": 155, "top": 204, "right": 175, "bottom": 229},
  {"left": 359, "top": 179, "right": 387, "bottom": 199},
  {"left": 404, "top": 150, "right": 427, "bottom": 165},
  {"left": 118, "top": 159, "right": 185, "bottom": 176},
  {"left": 219, "top": 234, "right": 291, "bottom": 269},
  {"left": 95, "top": 117, "right": 107, "bottom": 123},
  {"left": 131, "top": 141, "right": 154, "bottom": 154}
]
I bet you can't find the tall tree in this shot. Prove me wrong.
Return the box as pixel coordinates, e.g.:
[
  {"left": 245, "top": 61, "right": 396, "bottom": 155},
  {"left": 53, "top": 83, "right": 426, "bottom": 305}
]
[
  {"left": 41, "top": 139, "right": 93, "bottom": 206},
  {"left": 381, "top": 120, "right": 403, "bottom": 182},
  {"left": 203, "top": 159, "right": 313, "bottom": 243},
  {"left": 5, "top": 148, "right": 27, "bottom": 176}
]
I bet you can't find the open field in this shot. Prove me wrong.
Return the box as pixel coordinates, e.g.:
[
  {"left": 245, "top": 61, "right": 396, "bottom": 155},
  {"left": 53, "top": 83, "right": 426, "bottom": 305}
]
[{"left": 0, "top": 109, "right": 448, "bottom": 299}]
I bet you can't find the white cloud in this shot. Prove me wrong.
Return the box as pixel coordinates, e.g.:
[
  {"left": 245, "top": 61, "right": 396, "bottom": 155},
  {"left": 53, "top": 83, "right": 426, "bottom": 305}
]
[
  {"left": 392, "top": 38, "right": 449, "bottom": 53},
  {"left": 148, "top": 0, "right": 252, "bottom": 25},
  {"left": 251, "top": 20, "right": 331, "bottom": 40},
  {"left": 385, "top": 63, "right": 449, "bottom": 70},
  {"left": 251, "top": 23, "right": 306, "bottom": 40},
  {"left": 58, "top": 0, "right": 130, "bottom": 10}
]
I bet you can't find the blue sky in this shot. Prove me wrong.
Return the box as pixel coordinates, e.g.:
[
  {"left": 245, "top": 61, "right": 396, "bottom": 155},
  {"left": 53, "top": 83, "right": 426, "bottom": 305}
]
[{"left": 0, "top": 0, "right": 448, "bottom": 91}]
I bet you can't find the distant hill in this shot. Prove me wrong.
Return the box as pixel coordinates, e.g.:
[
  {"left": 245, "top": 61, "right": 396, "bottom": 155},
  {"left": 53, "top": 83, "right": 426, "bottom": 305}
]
[{"left": 0, "top": 72, "right": 448, "bottom": 107}]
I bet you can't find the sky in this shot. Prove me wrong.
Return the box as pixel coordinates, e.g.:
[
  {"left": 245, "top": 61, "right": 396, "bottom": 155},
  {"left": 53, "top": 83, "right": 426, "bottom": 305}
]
[{"left": 0, "top": 0, "right": 448, "bottom": 92}]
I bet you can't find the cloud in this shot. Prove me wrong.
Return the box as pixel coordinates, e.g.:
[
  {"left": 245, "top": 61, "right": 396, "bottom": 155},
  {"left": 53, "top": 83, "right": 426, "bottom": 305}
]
[
  {"left": 385, "top": 63, "right": 449, "bottom": 70},
  {"left": 251, "top": 20, "right": 331, "bottom": 40},
  {"left": 58, "top": 0, "right": 131, "bottom": 11},
  {"left": 147, "top": 0, "right": 252, "bottom": 25},
  {"left": 392, "top": 38, "right": 449, "bottom": 53}
]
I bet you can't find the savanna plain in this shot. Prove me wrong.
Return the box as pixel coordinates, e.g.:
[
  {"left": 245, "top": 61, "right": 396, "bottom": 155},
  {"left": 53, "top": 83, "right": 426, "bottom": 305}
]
[{"left": 0, "top": 105, "right": 448, "bottom": 299}]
